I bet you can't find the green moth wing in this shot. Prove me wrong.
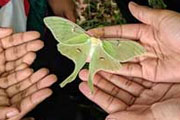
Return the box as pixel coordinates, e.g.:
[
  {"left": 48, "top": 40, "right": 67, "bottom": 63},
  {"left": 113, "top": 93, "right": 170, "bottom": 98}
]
[
  {"left": 58, "top": 41, "right": 91, "bottom": 87},
  {"left": 88, "top": 45, "right": 122, "bottom": 92},
  {"left": 102, "top": 40, "right": 145, "bottom": 62},
  {"left": 44, "top": 17, "right": 90, "bottom": 44},
  {"left": 44, "top": 16, "right": 146, "bottom": 93}
]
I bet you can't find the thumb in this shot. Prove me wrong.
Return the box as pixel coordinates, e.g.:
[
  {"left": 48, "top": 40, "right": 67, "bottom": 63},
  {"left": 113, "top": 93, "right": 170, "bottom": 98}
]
[
  {"left": 105, "top": 110, "right": 153, "bottom": 120},
  {"left": 0, "top": 107, "right": 19, "bottom": 119},
  {"left": 128, "top": 2, "right": 168, "bottom": 28}
]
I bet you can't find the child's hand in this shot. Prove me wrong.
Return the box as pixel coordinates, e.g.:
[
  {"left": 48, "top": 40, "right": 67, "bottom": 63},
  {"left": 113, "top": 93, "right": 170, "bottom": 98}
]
[{"left": 48, "top": 0, "right": 77, "bottom": 22}]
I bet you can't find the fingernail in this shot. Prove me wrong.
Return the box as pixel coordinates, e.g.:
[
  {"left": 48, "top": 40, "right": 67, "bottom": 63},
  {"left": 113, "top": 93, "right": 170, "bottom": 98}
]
[{"left": 6, "top": 110, "right": 19, "bottom": 118}]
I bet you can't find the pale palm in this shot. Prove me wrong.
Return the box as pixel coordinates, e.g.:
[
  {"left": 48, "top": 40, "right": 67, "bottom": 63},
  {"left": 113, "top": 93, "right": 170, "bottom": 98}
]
[
  {"left": 79, "top": 70, "right": 180, "bottom": 120},
  {"left": 1, "top": 68, "right": 56, "bottom": 120},
  {"left": 0, "top": 28, "right": 57, "bottom": 120},
  {"left": 87, "top": 2, "right": 180, "bottom": 82}
]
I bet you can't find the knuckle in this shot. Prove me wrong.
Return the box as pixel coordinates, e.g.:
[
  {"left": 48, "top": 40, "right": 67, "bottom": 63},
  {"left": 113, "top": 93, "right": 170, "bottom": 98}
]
[
  {"left": 124, "top": 80, "right": 133, "bottom": 87},
  {"left": 128, "top": 96, "right": 135, "bottom": 105},
  {"left": 1, "top": 78, "right": 9, "bottom": 88},
  {"left": 8, "top": 36, "right": 15, "bottom": 45},
  {"left": 110, "top": 87, "right": 119, "bottom": 96},
  {"left": 21, "top": 90, "right": 27, "bottom": 98},
  {"left": 106, "top": 96, "right": 115, "bottom": 112},
  {"left": 15, "top": 83, "right": 21, "bottom": 91}
]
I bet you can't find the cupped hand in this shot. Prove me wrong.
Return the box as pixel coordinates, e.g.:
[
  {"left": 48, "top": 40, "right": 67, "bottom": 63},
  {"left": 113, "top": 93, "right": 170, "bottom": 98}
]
[
  {"left": 48, "top": 0, "right": 77, "bottom": 22},
  {"left": 0, "top": 28, "right": 43, "bottom": 75},
  {"left": 87, "top": 2, "right": 180, "bottom": 82},
  {"left": 79, "top": 69, "right": 180, "bottom": 120},
  {"left": 0, "top": 67, "right": 57, "bottom": 120},
  {"left": 0, "top": 28, "right": 57, "bottom": 120}
]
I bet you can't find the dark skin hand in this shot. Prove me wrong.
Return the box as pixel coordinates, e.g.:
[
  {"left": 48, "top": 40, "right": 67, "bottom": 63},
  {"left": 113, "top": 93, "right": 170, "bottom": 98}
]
[
  {"left": 87, "top": 2, "right": 180, "bottom": 83},
  {"left": 79, "top": 69, "right": 180, "bottom": 120},
  {"left": 79, "top": 2, "right": 180, "bottom": 120},
  {"left": 48, "top": 0, "right": 77, "bottom": 22},
  {"left": 0, "top": 28, "right": 57, "bottom": 120}
]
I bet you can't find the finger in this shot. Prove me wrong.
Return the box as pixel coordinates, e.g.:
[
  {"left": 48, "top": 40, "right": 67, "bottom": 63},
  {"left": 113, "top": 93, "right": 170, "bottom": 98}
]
[
  {"left": 128, "top": 77, "right": 154, "bottom": 89},
  {"left": 0, "top": 96, "right": 10, "bottom": 106},
  {"left": 99, "top": 71, "right": 145, "bottom": 96},
  {"left": 0, "top": 68, "right": 33, "bottom": 88},
  {"left": 0, "top": 107, "right": 19, "bottom": 119},
  {"left": 116, "top": 63, "right": 143, "bottom": 78},
  {"left": 15, "top": 89, "right": 52, "bottom": 118},
  {"left": 0, "top": 89, "right": 6, "bottom": 96},
  {"left": 1, "top": 31, "right": 40, "bottom": 49},
  {"left": 117, "top": 61, "right": 157, "bottom": 82},
  {"left": 14, "top": 64, "right": 29, "bottom": 71},
  {"left": 65, "top": 10, "right": 76, "bottom": 22},
  {"left": 79, "top": 70, "right": 135, "bottom": 105},
  {"left": 0, "top": 28, "right": 13, "bottom": 52},
  {"left": 79, "top": 82, "right": 127, "bottom": 113},
  {"left": 128, "top": 2, "right": 175, "bottom": 29},
  {"left": 7, "top": 68, "right": 49, "bottom": 97},
  {"left": 5, "top": 40, "right": 44, "bottom": 61},
  {"left": 5, "top": 52, "right": 36, "bottom": 72},
  {"left": 1, "top": 64, "right": 29, "bottom": 77},
  {"left": 0, "top": 28, "right": 13, "bottom": 39},
  {"left": 10, "top": 74, "right": 57, "bottom": 104},
  {"left": 87, "top": 24, "right": 146, "bottom": 40}
]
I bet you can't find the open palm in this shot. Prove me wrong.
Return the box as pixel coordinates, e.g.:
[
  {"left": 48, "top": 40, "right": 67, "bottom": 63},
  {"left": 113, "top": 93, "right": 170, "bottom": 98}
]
[
  {"left": 87, "top": 2, "right": 180, "bottom": 83},
  {"left": 0, "top": 28, "right": 57, "bottom": 120},
  {"left": 79, "top": 69, "right": 180, "bottom": 120},
  {"left": 1, "top": 68, "right": 56, "bottom": 120}
]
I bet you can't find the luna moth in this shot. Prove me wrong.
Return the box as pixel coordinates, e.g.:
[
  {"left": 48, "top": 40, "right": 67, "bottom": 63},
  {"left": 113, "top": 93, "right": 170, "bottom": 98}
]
[{"left": 44, "top": 17, "right": 145, "bottom": 92}]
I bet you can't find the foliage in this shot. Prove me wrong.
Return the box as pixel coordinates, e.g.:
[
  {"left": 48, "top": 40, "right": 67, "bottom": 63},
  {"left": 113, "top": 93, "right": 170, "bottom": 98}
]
[
  {"left": 75, "top": 0, "right": 126, "bottom": 30},
  {"left": 148, "top": 0, "right": 167, "bottom": 8},
  {"left": 75, "top": 0, "right": 167, "bottom": 30}
]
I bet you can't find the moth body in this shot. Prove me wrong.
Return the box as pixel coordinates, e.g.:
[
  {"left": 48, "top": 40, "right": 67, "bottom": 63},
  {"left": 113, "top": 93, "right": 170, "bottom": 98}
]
[{"left": 89, "top": 37, "right": 102, "bottom": 61}]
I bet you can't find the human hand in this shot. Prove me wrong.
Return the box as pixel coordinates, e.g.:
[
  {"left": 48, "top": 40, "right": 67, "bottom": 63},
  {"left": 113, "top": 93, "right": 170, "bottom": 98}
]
[
  {"left": 79, "top": 70, "right": 180, "bottom": 120},
  {"left": 0, "top": 28, "right": 43, "bottom": 77},
  {"left": 87, "top": 2, "right": 180, "bottom": 83},
  {"left": 48, "top": 0, "right": 77, "bottom": 22},
  {"left": 0, "top": 67, "right": 57, "bottom": 120},
  {"left": 0, "top": 28, "right": 57, "bottom": 120}
]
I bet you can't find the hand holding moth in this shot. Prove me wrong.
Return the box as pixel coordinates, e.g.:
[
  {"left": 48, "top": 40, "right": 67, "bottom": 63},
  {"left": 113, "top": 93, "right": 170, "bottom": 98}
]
[
  {"left": 87, "top": 2, "right": 180, "bottom": 83},
  {"left": 79, "top": 70, "right": 180, "bottom": 120},
  {"left": 44, "top": 14, "right": 145, "bottom": 92}
]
